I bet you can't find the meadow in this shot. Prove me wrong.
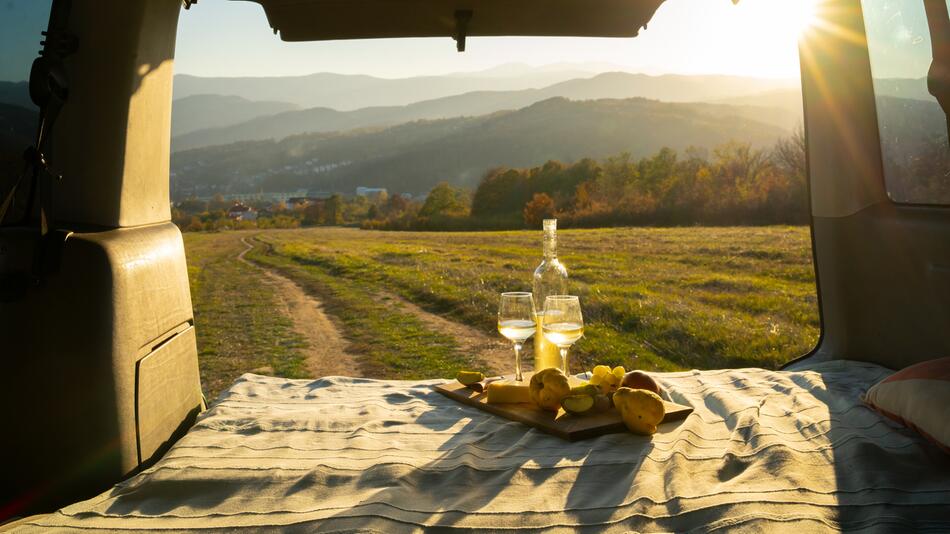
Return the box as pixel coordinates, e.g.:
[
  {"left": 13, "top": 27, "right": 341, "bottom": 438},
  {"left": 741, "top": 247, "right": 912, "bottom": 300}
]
[{"left": 184, "top": 226, "right": 819, "bottom": 398}]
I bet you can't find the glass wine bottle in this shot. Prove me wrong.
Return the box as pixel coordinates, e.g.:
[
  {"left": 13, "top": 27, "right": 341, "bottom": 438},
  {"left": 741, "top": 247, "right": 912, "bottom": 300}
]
[{"left": 532, "top": 219, "right": 568, "bottom": 371}]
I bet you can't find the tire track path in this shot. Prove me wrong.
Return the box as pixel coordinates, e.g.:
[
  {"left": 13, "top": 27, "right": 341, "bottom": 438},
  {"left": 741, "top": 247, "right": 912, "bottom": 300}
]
[
  {"left": 240, "top": 235, "right": 515, "bottom": 377},
  {"left": 238, "top": 237, "right": 360, "bottom": 378}
]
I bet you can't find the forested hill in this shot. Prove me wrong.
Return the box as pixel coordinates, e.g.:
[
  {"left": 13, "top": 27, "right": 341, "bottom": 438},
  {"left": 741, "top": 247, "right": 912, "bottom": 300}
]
[
  {"left": 171, "top": 95, "right": 299, "bottom": 137},
  {"left": 172, "top": 69, "right": 795, "bottom": 111},
  {"left": 171, "top": 96, "right": 788, "bottom": 196},
  {"left": 168, "top": 73, "right": 930, "bottom": 152},
  {"left": 171, "top": 72, "right": 799, "bottom": 151}
]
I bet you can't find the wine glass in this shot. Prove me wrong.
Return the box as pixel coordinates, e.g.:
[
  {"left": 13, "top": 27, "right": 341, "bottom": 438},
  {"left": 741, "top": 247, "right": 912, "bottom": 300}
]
[
  {"left": 541, "top": 295, "right": 584, "bottom": 375},
  {"left": 497, "top": 292, "right": 536, "bottom": 381}
]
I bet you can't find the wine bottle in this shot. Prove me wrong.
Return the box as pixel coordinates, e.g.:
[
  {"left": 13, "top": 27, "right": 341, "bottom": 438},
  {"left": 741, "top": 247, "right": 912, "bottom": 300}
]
[{"left": 532, "top": 219, "right": 568, "bottom": 371}]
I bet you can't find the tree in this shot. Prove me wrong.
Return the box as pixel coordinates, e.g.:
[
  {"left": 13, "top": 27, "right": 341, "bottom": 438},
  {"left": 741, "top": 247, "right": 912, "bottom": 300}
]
[
  {"left": 302, "top": 201, "right": 326, "bottom": 225},
  {"left": 772, "top": 126, "right": 806, "bottom": 181},
  {"left": 177, "top": 196, "right": 207, "bottom": 214},
  {"left": 523, "top": 192, "right": 556, "bottom": 227},
  {"left": 325, "top": 194, "right": 344, "bottom": 225},
  {"left": 385, "top": 193, "right": 410, "bottom": 216},
  {"left": 208, "top": 193, "right": 230, "bottom": 212},
  {"left": 419, "top": 182, "right": 469, "bottom": 218}
]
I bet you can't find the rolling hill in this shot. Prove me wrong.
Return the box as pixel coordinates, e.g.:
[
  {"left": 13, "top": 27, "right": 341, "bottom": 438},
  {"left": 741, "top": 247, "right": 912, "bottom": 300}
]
[
  {"left": 0, "top": 102, "right": 38, "bottom": 192},
  {"left": 171, "top": 95, "right": 299, "bottom": 136},
  {"left": 171, "top": 72, "right": 800, "bottom": 151},
  {"left": 0, "top": 81, "right": 32, "bottom": 110},
  {"left": 171, "top": 96, "right": 790, "bottom": 197},
  {"left": 171, "top": 66, "right": 600, "bottom": 111}
]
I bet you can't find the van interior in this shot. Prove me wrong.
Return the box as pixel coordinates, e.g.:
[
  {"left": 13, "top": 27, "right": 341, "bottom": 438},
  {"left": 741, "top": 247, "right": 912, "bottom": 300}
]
[{"left": 1, "top": 0, "right": 948, "bottom": 531}]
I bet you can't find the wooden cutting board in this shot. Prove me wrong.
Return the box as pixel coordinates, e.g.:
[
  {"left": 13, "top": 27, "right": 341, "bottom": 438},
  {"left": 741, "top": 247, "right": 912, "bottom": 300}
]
[{"left": 434, "top": 373, "right": 693, "bottom": 441}]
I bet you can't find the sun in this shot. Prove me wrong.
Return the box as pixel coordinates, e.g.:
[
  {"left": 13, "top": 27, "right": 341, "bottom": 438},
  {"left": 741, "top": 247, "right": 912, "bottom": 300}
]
[
  {"left": 784, "top": 0, "right": 820, "bottom": 37},
  {"left": 735, "top": 0, "right": 821, "bottom": 41}
]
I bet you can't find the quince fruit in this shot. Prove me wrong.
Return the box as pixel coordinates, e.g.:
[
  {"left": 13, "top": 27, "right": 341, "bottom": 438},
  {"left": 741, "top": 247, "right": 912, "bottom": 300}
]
[
  {"left": 529, "top": 368, "right": 571, "bottom": 412},
  {"left": 614, "top": 387, "right": 665, "bottom": 435}
]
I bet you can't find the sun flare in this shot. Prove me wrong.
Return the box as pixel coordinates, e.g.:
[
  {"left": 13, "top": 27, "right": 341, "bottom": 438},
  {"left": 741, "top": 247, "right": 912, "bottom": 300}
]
[
  {"left": 785, "top": 0, "right": 820, "bottom": 36},
  {"left": 742, "top": 0, "right": 820, "bottom": 40}
]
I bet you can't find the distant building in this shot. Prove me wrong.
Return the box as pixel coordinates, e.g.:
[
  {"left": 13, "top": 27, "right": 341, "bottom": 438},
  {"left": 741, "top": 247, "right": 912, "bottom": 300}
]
[
  {"left": 286, "top": 196, "right": 326, "bottom": 210},
  {"left": 227, "top": 203, "right": 257, "bottom": 221},
  {"left": 286, "top": 197, "right": 309, "bottom": 210},
  {"left": 210, "top": 189, "right": 308, "bottom": 204},
  {"left": 356, "top": 187, "right": 387, "bottom": 199}
]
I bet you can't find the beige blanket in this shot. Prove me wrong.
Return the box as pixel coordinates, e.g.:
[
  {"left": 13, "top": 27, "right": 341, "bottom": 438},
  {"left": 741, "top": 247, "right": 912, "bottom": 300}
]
[{"left": 13, "top": 361, "right": 950, "bottom": 532}]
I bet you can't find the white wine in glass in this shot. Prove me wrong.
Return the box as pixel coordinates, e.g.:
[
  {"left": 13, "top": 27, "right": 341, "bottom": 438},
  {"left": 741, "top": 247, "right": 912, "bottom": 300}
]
[
  {"left": 541, "top": 295, "right": 584, "bottom": 375},
  {"left": 497, "top": 292, "right": 536, "bottom": 382}
]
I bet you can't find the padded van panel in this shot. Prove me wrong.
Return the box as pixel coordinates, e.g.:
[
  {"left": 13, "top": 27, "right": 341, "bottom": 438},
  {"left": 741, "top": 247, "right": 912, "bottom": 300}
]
[
  {"left": 0, "top": 222, "right": 199, "bottom": 518},
  {"left": 137, "top": 325, "right": 202, "bottom": 465},
  {"left": 812, "top": 205, "right": 950, "bottom": 369},
  {"left": 53, "top": 0, "right": 181, "bottom": 228}
]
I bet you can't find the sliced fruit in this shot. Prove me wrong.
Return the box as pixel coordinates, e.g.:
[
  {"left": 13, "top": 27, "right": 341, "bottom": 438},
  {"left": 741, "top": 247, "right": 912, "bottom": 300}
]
[
  {"left": 571, "top": 384, "right": 600, "bottom": 397},
  {"left": 561, "top": 394, "right": 595, "bottom": 415},
  {"left": 456, "top": 371, "right": 485, "bottom": 386},
  {"left": 486, "top": 382, "right": 532, "bottom": 404}
]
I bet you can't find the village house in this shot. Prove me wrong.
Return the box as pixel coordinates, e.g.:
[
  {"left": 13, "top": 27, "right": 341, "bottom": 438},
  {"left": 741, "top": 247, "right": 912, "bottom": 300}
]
[{"left": 227, "top": 203, "right": 258, "bottom": 221}]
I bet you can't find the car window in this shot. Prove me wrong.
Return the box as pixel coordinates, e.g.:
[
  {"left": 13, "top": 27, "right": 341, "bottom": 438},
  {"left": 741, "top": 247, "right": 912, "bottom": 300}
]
[
  {"left": 0, "top": 1, "right": 53, "bottom": 212},
  {"left": 863, "top": 0, "right": 950, "bottom": 205}
]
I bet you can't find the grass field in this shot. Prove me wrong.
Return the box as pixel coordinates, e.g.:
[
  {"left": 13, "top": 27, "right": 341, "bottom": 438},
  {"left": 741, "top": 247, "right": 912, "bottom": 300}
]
[
  {"left": 186, "top": 227, "right": 819, "bottom": 398},
  {"left": 185, "top": 226, "right": 819, "bottom": 397},
  {"left": 184, "top": 233, "right": 309, "bottom": 396}
]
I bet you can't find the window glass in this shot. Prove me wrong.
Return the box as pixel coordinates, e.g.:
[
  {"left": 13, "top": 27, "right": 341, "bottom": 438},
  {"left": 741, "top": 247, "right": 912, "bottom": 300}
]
[
  {"left": 863, "top": 0, "right": 950, "bottom": 205},
  {"left": 171, "top": 0, "right": 820, "bottom": 398},
  {"left": 0, "top": 1, "right": 52, "bottom": 205}
]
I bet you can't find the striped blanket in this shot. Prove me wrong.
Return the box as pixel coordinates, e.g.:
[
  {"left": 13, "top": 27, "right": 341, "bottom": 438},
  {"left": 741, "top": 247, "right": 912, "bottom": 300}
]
[{"left": 11, "top": 360, "right": 950, "bottom": 532}]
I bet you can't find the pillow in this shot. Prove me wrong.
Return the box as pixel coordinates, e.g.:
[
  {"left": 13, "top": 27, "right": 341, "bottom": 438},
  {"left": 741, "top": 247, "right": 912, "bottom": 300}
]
[{"left": 863, "top": 357, "right": 950, "bottom": 452}]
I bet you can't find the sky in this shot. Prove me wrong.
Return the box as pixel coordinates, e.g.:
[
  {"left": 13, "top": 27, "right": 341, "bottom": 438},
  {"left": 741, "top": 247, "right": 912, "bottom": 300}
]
[
  {"left": 172, "top": 0, "right": 816, "bottom": 80},
  {"left": 3, "top": 0, "right": 940, "bottom": 84},
  {"left": 0, "top": 0, "right": 53, "bottom": 82}
]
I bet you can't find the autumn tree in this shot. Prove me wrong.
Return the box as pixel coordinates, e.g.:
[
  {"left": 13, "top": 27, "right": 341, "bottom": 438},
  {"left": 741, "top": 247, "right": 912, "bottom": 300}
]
[
  {"left": 325, "top": 194, "right": 344, "bottom": 225},
  {"left": 208, "top": 193, "right": 230, "bottom": 212},
  {"left": 302, "top": 201, "right": 326, "bottom": 225},
  {"left": 419, "top": 182, "right": 469, "bottom": 218},
  {"left": 523, "top": 192, "right": 556, "bottom": 227}
]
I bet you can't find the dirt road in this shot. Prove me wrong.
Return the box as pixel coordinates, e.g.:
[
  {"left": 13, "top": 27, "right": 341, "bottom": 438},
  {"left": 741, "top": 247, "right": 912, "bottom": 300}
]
[
  {"left": 239, "top": 236, "right": 513, "bottom": 377},
  {"left": 238, "top": 237, "right": 360, "bottom": 377}
]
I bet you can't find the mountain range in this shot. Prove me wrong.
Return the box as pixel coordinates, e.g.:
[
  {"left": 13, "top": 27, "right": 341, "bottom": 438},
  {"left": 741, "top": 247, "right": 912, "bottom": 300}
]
[
  {"left": 172, "top": 64, "right": 650, "bottom": 110},
  {"left": 171, "top": 72, "right": 800, "bottom": 151},
  {"left": 168, "top": 72, "right": 935, "bottom": 152},
  {"left": 2, "top": 66, "right": 942, "bottom": 201},
  {"left": 172, "top": 95, "right": 299, "bottom": 136},
  {"left": 170, "top": 96, "right": 792, "bottom": 197}
]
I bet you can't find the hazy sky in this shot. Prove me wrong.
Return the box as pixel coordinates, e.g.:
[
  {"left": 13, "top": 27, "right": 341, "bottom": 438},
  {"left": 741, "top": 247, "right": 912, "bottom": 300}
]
[
  {"left": 174, "top": 0, "right": 814, "bottom": 80},
  {"left": 2, "top": 0, "right": 938, "bottom": 84}
]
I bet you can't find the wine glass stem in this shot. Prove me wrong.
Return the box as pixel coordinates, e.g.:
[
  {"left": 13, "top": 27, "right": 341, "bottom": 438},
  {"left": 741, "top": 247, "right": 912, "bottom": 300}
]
[
  {"left": 513, "top": 343, "right": 523, "bottom": 382},
  {"left": 560, "top": 348, "right": 569, "bottom": 376}
]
